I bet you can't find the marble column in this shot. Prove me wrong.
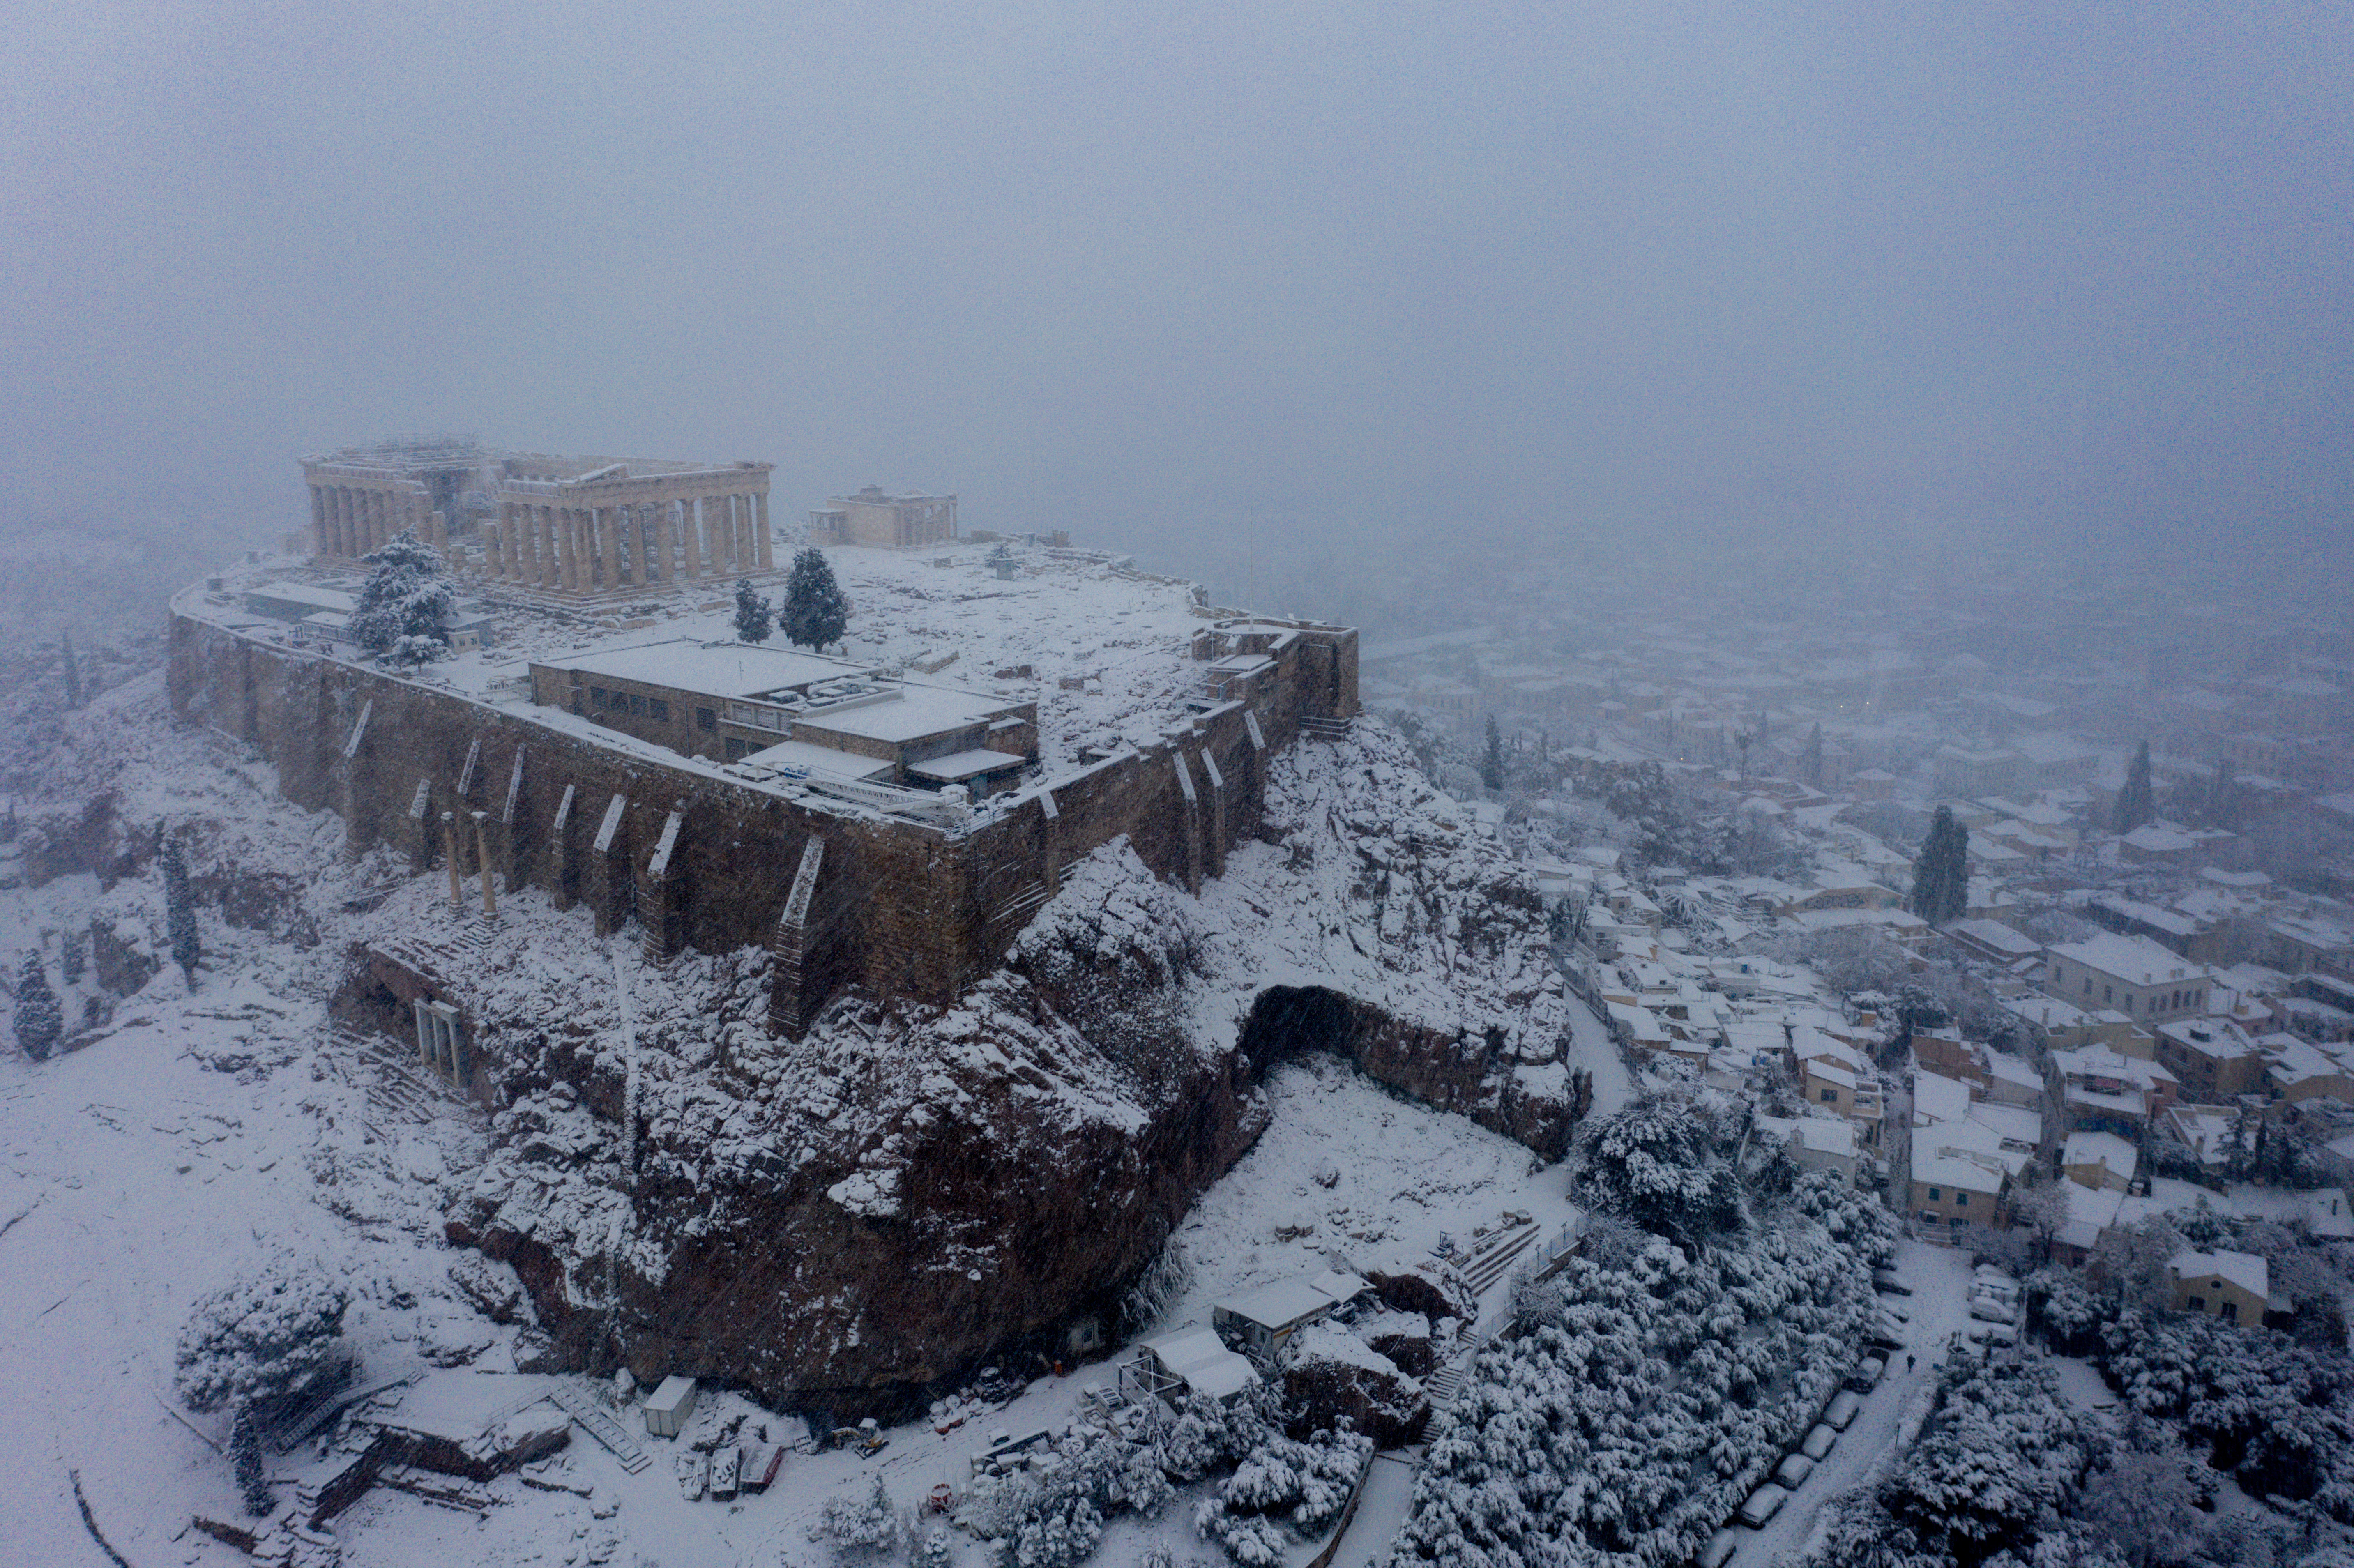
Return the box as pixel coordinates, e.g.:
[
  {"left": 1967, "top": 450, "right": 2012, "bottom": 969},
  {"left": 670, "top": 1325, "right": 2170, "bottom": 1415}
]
[
  {"left": 601, "top": 507, "right": 621, "bottom": 591},
  {"left": 654, "top": 502, "right": 675, "bottom": 585},
  {"left": 755, "top": 491, "right": 774, "bottom": 569},
  {"left": 684, "top": 497, "right": 706, "bottom": 576}
]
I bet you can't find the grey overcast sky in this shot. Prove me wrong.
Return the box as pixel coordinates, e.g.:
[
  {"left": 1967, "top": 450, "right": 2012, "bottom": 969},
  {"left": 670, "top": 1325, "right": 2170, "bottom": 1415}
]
[{"left": 4, "top": 1, "right": 2348, "bottom": 569}]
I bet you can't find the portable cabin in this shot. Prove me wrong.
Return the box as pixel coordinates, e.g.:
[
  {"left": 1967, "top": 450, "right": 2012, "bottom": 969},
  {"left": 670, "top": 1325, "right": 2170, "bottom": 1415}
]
[
  {"left": 644, "top": 1375, "right": 698, "bottom": 1438},
  {"left": 1124, "top": 1323, "right": 1259, "bottom": 1409},
  {"left": 1212, "top": 1278, "right": 1340, "bottom": 1364}
]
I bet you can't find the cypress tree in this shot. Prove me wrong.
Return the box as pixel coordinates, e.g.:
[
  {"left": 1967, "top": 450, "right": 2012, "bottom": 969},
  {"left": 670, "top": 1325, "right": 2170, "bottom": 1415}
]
[
  {"left": 731, "top": 578, "right": 774, "bottom": 644},
  {"left": 232, "top": 1407, "right": 272, "bottom": 1515},
  {"left": 1909, "top": 805, "right": 1969, "bottom": 926},
  {"left": 782, "top": 548, "right": 850, "bottom": 652},
  {"left": 1480, "top": 716, "right": 1505, "bottom": 793},
  {"left": 1800, "top": 724, "right": 1824, "bottom": 789},
  {"left": 15, "top": 953, "right": 62, "bottom": 1061},
  {"left": 161, "top": 836, "right": 201, "bottom": 983},
  {"left": 62, "top": 630, "right": 83, "bottom": 708},
  {"left": 2114, "top": 740, "right": 2156, "bottom": 834}
]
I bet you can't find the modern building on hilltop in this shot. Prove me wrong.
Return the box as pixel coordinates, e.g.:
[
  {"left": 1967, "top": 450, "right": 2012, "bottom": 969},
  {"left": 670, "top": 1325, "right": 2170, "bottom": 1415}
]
[{"left": 528, "top": 638, "right": 1038, "bottom": 794}]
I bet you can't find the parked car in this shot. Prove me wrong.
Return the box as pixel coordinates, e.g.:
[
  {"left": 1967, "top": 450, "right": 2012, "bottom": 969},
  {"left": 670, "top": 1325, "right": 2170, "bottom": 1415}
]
[
  {"left": 1847, "top": 1356, "right": 1885, "bottom": 1392},
  {"left": 1872, "top": 1269, "right": 1913, "bottom": 1296},
  {"left": 1801, "top": 1423, "right": 1837, "bottom": 1460},
  {"left": 1823, "top": 1391, "right": 1862, "bottom": 1430},
  {"left": 1865, "top": 1318, "right": 1906, "bottom": 1352},
  {"left": 1737, "top": 1483, "right": 1792, "bottom": 1527},
  {"left": 1699, "top": 1527, "right": 1740, "bottom": 1568},
  {"left": 1969, "top": 1297, "right": 2018, "bottom": 1325},
  {"left": 1775, "top": 1453, "right": 1817, "bottom": 1488}
]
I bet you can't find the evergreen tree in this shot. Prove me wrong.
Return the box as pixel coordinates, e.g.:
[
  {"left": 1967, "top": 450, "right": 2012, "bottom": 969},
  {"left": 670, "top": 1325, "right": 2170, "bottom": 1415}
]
[
  {"left": 1908, "top": 805, "right": 1969, "bottom": 925},
  {"left": 1480, "top": 716, "right": 1505, "bottom": 793},
  {"left": 161, "top": 836, "right": 201, "bottom": 983},
  {"left": 782, "top": 547, "right": 850, "bottom": 651},
  {"left": 1800, "top": 723, "right": 1824, "bottom": 789},
  {"left": 2114, "top": 739, "right": 2156, "bottom": 834},
  {"left": 348, "top": 531, "right": 454, "bottom": 665},
  {"left": 231, "top": 1409, "right": 272, "bottom": 1516},
  {"left": 731, "top": 578, "right": 774, "bottom": 644},
  {"left": 14, "top": 953, "right": 62, "bottom": 1061},
  {"left": 62, "top": 629, "right": 82, "bottom": 708}
]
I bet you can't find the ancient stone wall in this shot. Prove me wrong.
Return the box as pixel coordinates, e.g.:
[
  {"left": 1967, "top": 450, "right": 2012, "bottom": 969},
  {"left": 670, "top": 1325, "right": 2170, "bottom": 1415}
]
[{"left": 168, "top": 603, "right": 1356, "bottom": 1025}]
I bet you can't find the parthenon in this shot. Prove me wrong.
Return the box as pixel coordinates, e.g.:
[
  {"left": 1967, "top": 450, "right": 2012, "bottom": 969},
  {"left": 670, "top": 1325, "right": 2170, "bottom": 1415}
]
[{"left": 301, "top": 438, "right": 775, "bottom": 597}]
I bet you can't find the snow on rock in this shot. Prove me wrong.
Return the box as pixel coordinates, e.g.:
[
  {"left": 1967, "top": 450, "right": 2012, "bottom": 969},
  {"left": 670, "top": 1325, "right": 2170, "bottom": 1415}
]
[{"left": 1282, "top": 1322, "right": 1428, "bottom": 1448}]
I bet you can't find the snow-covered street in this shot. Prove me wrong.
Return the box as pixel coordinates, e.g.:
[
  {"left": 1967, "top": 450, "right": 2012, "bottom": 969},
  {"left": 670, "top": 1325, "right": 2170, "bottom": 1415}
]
[{"left": 1732, "top": 1237, "right": 1979, "bottom": 1565}]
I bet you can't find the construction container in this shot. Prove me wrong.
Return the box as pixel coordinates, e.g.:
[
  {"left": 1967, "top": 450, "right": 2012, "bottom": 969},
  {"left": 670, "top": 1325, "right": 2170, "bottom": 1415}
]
[{"left": 644, "top": 1375, "right": 698, "bottom": 1438}]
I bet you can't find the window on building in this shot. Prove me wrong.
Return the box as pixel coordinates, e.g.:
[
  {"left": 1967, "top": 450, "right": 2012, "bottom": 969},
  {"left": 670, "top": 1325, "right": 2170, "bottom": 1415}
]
[
  {"left": 2222, "top": 1300, "right": 2239, "bottom": 1322},
  {"left": 2104, "top": 985, "right": 2113, "bottom": 1004},
  {"left": 724, "top": 737, "right": 746, "bottom": 760},
  {"left": 590, "top": 686, "right": 609, "bottom": 708},
  {"left": 2082, "top": 977, "right": 2091, "bottom": 995},
  {"left": 1821, "top": 1088, "right": 1838, "bottom": 1103},
  {"left": 697, "top": 707, "right": 716, "bottom": 732},
  {"left": 2188, "top": 1295, "right": 2205, "bottom": 1311},
  {"left": 629, "top": 693, "right": 646, "bottom": 716},
  {"left": 1928, "top": 1187, "right": 1942, "bottom": 1201},
  {"left": 650, "top": 699, "right": 669, "bottom": 722}
]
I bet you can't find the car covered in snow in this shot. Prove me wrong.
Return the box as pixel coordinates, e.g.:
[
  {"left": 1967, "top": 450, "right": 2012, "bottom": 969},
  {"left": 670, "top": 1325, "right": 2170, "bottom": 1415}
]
[
  {"left": 1737, "top": 1482, "right": 1792, "bottom": 1527},
  {"left": 1700, "top": 1527, "right": 1740, "bottom": 1567},
  {"left": 1969, "top": 1296, "right": 2018, "bottom": 1324},
  {"left": 1800, "top": 1423, "right": 1837, "bottom": 1460},
  {"left": 1775, "top": 1452, "right": 1816, "bottom": 1488},
  {"left": 1846, "top": 1356, "right": 1885, "bottom": 1392},
  {"left": 1823, "top": 1390, "right": 1862, "bottom": 1430},
  {"left": 1871, "top": 1267, "right": 1912, "bottom": 1296}
]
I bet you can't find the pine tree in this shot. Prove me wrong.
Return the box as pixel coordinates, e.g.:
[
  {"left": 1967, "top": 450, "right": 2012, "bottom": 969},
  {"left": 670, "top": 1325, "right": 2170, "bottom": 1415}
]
[
  {"left": 1909, "top": 805, "right": 1969, "bottom": 926},
  {"left": 348, "top": 531, "right": 454, "bottom": 665},
  {"left": 731, "top": 578, "right": 774, "bottom": 644},
  {"left": 2114, "top": 739, "right": 2156, "bottom": 834},
  {"left": 161, "top": 836, "right": 201, "bottom": 984},
  {"left": 14, "top": 953, "right": 62, "bottom": 1061},
  {"left": 62, "top": 630, "right": 83, "bottom": 708},
  {"left": 782, "top": 548, "right": 850, "bottom": 652},
  {"left": 1800, "top": 723, "right": 1824, "bottom": 789},
  {"left": 1480, "top": 716, "right": 1505, "bottom": 793}
]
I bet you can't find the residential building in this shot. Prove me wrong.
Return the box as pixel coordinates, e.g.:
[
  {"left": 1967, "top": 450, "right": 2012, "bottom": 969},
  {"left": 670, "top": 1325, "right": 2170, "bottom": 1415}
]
[
  {"left": 2045, "top": 1045, "right": 2178, "bottom": 1138},
  {"left": 2043, "top": 933, "right": 2213, "bottom": 1025},
  {"left": 2061, "top": 1130, "right": 2138, "bottom": 1192},
  {"left": 2151, "top": 1018, "right": 2265, "bottom": 1102},
  {"left": 2167, "top": 1250, "right": 2270, "bottom": 1329}
]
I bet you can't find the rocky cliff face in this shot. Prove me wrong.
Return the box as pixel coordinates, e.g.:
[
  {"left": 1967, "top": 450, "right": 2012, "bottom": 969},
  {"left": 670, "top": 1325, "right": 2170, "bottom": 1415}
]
[{"left": 422, "top": 723, "right": 1589, "bottom": 1420}]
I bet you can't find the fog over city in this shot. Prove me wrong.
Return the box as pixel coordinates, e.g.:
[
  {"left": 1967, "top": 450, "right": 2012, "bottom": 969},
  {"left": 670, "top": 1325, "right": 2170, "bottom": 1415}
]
[{"left": 6, "top": 7, "right": 2354, "bottom": 1568}]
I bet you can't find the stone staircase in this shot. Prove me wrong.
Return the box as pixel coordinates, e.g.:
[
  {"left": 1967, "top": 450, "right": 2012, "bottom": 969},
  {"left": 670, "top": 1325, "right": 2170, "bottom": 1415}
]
[{"left": 548, "top": 1383, "right": 653, "bottom": 1474}]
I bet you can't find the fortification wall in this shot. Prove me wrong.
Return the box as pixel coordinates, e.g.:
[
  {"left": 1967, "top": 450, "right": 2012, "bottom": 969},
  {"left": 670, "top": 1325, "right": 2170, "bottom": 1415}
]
[{"left": 167, "top": 601, "right": 1356, "bottom": 1024}]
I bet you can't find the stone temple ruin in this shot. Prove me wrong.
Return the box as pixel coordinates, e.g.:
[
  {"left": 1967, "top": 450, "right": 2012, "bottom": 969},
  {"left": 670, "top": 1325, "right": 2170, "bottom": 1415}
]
[
  {"left": 175, "top": 442, "right": 1360, "bottom": 1063},
  {"left": 301, "top": 437, "right": 776, "bottom": 596}
]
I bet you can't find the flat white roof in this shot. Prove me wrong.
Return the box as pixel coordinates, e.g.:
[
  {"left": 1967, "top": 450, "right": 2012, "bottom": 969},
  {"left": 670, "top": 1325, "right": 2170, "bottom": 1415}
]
[
  {"left": 544, "top": 638, "right": 869, "bottom": 700},
  {"left": 1140, "top": 1324, "right": 1258, "bottom": 1400},
  {"left": 1215, "top": 1278, "right": 1336, "bottom": 1332},
  {"left": 794, "top": 683, "right": 1017, "bottom": 744},
  {"left": 906, "top": 748, "right": 1029, "bottom": 783},
  {"left": 736, "top": 738, "right": 895, "bottom": 782}
]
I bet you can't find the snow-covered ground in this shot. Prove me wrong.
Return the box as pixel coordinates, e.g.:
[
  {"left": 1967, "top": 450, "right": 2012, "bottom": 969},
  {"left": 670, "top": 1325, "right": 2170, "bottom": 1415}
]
[
  {"left": 1735, "top": 1238, "right": 1977, "bottom": 1566},
  {"left": 196, "top": 534, "right": 1223, "bottom": 774},
  {"left": 1163, "top": 1056, "right": 1579, "bottom": 1328},
  {"left": 0, "top": 671, "right": 1601, "bottom": 1568}
]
